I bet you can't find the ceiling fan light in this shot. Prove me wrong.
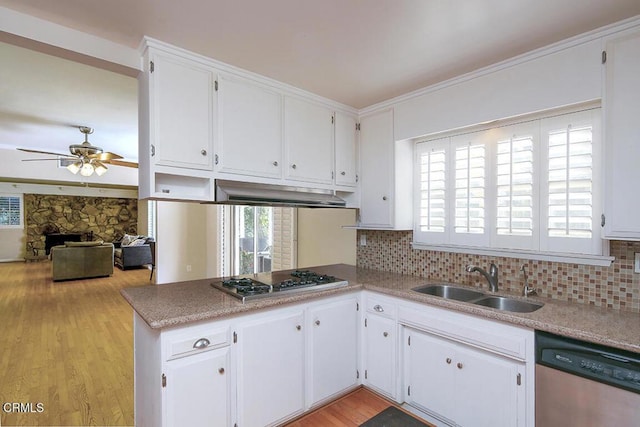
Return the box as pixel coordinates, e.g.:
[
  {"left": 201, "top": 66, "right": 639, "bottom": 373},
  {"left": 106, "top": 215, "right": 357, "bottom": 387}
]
[
  {"left": 80, "top": 162, "right": 95, "bottom": 177},
  {"left": 67, "top": 161, "right": 82, "bottom": 174},
  {"left": 94, "top": 162, "right": 108, "bottom": 176}
]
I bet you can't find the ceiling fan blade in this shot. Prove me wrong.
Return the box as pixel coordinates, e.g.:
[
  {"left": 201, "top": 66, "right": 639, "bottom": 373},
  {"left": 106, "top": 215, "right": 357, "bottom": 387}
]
[
  {"left": 89, "top": 151, "right": 124, "bottom": 161},
  {"left": 105, "top": 159, "right": 138, "bottom": 168},
  {"left": 21, "top": 158, "right": 63, "bottom": 162},
  {"left": 17, "top": 148, "right": 75, "bottom": 158}
]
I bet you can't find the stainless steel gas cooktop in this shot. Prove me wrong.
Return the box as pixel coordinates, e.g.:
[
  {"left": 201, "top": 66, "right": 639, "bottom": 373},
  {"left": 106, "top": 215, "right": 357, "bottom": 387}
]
[{"left": 211, "top": 270, "right": 348, "bottom": 303}]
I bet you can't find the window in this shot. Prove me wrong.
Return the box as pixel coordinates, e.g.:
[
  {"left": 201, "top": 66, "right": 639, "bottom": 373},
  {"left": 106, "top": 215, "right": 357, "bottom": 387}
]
[
  {"left": 222, "top": 206, "right": 296, "bottom": 275},
  {"left": 0, "top": 194, "right": 23, "bottom": 228},
  {"left": 413, "top": 106, "right": 603, "bottom": 259},
  {"left": 147, "top": 200, "right": 157, "bottom": 239}
]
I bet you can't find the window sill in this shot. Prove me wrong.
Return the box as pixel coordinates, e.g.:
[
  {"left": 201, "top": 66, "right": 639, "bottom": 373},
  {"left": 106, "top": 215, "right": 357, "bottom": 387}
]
[{"left": 410, "top": 242, "right": 614, "bottom": 267}]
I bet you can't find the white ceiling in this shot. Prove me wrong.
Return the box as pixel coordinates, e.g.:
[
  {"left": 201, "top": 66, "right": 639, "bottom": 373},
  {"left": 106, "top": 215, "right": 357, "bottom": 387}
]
[{"left": 1, "top": 0, "right": 640, "bottom": 164}]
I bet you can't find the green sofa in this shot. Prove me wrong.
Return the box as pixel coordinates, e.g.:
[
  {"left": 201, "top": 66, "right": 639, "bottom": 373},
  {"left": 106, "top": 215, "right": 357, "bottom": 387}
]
[{"left": 51, "top": 241, "right": 114, "bottom": 281}]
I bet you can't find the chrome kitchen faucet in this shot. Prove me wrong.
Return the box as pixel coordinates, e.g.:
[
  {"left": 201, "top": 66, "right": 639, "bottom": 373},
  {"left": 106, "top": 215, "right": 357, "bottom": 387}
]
[{"left": 466, "top": 263, "right": 499, "bottom": 292}]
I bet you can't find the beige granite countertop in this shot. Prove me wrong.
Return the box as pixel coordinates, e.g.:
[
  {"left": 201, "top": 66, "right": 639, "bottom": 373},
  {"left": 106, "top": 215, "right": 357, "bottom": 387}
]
[{"left": 121, "top": 264, "right": 640, "bottom": 353}]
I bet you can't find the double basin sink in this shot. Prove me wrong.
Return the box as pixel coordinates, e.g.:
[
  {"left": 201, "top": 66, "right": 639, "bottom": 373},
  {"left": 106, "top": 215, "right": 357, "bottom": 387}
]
[{"left": 412, "top": 284, "right": 543, "bottom": 313}]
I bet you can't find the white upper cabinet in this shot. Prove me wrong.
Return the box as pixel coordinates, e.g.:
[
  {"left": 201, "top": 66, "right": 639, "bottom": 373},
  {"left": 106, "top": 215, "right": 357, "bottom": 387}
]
[
  {"left": 358, "top": 108, "right": 412, "bottom": 229},
  {"left": 284, "top": 96, "right": 334, "bottom": 185},
  {"left": 334, "top": 111, "right": 358, "bottom": 187},
  {"left": 148, "top": 49, "right": 215, "bottom": 171},
  {"left": 216, "top": 74, "right": 283, "bottom": 179},
  {"left": 603, "top": 28, "right": 640, "bottom": 239}
]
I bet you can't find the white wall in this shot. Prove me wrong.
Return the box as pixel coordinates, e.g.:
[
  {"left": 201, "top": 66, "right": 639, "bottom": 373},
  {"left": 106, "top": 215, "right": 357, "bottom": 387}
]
[
  {"left": 155, "top": 201, "right": 219, "bottom": 284},
  {"left": 296, "top": 208, "right": 357, "bottom": 268}
]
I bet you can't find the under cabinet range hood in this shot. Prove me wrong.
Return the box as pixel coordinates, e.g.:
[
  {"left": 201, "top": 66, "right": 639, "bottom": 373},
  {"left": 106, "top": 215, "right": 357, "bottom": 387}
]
[{"left": 212, "top": 179, "right": 346, "bottom": 208}]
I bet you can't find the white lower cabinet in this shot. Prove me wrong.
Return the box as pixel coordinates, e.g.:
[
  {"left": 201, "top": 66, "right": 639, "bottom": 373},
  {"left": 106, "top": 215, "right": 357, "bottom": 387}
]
[
  {"left": 164, "top": 347, "right": 231, "bottom": 427},
  {"left": 235, "top": 309, "right": 305, "bottom": 427},
  {"left": 363, "top": 314, "right": 397, "bottom": 398},
  {"left": 307, "top": 297, "right": 359, "bottom": 407},
  {"left": 404, "top": 328, "right": 523, "bottom": 427}
]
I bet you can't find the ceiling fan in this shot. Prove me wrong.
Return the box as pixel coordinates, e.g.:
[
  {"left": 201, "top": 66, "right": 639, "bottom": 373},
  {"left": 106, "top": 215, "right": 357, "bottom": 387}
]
[{"left": 17, "top": 126, "right": 138, "bottom": 177}]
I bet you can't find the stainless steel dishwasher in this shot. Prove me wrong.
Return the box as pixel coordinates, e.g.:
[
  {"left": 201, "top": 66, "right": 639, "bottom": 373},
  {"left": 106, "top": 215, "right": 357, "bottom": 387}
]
[{"left": 535, "top": 331, "right": 640, "bottom": 426}]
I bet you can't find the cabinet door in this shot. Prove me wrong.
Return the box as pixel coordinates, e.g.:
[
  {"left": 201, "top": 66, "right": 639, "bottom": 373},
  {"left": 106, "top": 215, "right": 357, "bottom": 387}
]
[
  {"left": 363, "top": 314, "right": 396, "bottom": 398},
  {"left": 454, "top": 343, "right": 522, "bottom": 427},
  {"left": 217, "top": 75, "right": 283, "bottom": 178},
  {"left": 150, "top": 50, "right": 215, "bottom": 170},
  {"left": 163, "top": 347, "right": 230, "bottom": 427},
  {"left": 307, "top": 297, "right": 358, "bottom": 406},
  {"left": 404, "top": 329, "right": 455, "bottom": 421},
  {"left": 236, "top": 310, "right": 305, "bottom": 427},
  {"left": 334, "top": 112, "right": 358, "bottom": 187},
  {"left": 284, "top": 97, "right": 334, "bottom": 184},
  {"left": 603, "top": 29, "right": 640, "bottom": 239},
  {"left": 359, "top": 109, "right": 394, "bottom": 227}
]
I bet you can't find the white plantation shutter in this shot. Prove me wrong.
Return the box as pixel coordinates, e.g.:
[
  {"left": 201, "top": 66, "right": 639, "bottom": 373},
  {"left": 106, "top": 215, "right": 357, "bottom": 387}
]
[
  {"left": 0, "top": 195, "right": 22, "bottom": 228},
  {"left": 493, "top": 123, "right": 538, "bottom": 250},
  {"left": 540, "top": 110, "right": 601, "bottom": 254},
  {"left": 450, "top": 134, "right": 489, "bottom": 246},
  {"left": 414, "top": 138, "right": 448, "bottom": 244}
]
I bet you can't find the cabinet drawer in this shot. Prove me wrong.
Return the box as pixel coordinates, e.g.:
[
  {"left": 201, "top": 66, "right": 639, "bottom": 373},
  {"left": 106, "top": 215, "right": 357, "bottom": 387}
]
[
  {"left": 164, "top": 326, "right": 229, "bottom": 360},
  {"left": 365, "top": 295, "right": 397, "bottom": 319}
]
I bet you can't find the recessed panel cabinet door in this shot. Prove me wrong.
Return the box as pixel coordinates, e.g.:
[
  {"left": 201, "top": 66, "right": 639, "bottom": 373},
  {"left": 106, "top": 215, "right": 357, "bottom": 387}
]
[
  {"left": 284, "top": 96, "right": 334, "bottom": 184},
  {"left": 359, "top": 109, "right": 394, "bottom": 227},
  {"left": 308, "top": 297, "right": 358, "bottom": 405},
  {"left": 163, "top": 347, "right": 230, "bottom": 427},
  {"left": 363, "top": 314, "right": 396, "bottom": 398},
  {"left": 217, "top": 75, "right": 283, "bottom": 178},
  {"left": 236, "top": 310, "right": 305, "bottom": 427},
  {"left": 334, "top": 112, "right": 358, "bottom": 187},
  {"left": 150, "top": 51, "right": 215, "bottom": 170},
  {"left": 603, "top": 29, "right": 640, "bottom": 239}
]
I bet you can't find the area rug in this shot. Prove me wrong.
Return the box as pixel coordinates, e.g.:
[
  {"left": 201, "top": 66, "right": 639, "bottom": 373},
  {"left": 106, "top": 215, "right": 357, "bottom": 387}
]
[{"left": 359, "top": 406, "right": 432, "bottom": 427}]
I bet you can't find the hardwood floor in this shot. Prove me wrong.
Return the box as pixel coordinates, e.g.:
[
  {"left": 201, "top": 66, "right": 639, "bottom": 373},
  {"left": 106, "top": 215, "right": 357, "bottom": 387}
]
[
  {"left": 0, "top": 261, "right": 149, "bottom": 427},
  {"left": 284, "top": 388, "right": 434, "bottom": 427}
]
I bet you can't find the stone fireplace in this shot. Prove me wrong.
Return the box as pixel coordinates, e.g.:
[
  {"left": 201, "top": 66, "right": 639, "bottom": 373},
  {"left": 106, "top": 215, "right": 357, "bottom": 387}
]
[{"left": 25, "top": 194, "right": 138, "bottom": 256}]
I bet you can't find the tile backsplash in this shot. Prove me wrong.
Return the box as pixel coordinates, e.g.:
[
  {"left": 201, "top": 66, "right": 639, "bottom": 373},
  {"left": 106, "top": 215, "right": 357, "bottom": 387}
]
[{"left": 357, "top": 230, "right": 640, "bottom": 313}]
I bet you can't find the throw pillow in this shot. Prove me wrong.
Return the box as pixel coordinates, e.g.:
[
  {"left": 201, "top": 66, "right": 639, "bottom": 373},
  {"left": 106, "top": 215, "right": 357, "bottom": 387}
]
[
  {"left": 121, "top": 234, "right": 138, "bottom": 246},
  {"left": 129, "top": 238, "right": 147, "bottom": 246}
]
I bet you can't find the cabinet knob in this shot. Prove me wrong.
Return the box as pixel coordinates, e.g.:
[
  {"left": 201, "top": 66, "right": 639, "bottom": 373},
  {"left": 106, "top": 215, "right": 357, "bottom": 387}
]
[
  {"left": 193, "top": 338, "right": 210, "bottom": 349},
  {"left": 457, "top": 362, "right": 463, "bottom": 369},
  {"left": 446, "top": 358, "right": 452, "bottom": 364},
  {"left": 291, "top": 164, "right": 297, "bottom": 169},
  {"left": 341, "top": 171, "right": 346, "bottom": 176},
  {"left": 373, "top": 304, "right": 384, "bottom": 312},
  {"left": 383, "top": 332, "right": 389, "bottom": 337},
  {"left": 218, "top": 367, "right": 225, "bottom": 375},
  {"left": 273, "top": 161, "right": 278, "bottom": 166},
  {"left": 296, "top": 325, "right": 302, "bottom": 331},
  {"left": 315, "top": 320, "right": 320, "bottom": 326},
  {"left": 201, "top": 149, "right": 207, "bottom": 156},
  {"left": 382, "top": 196, "right": 387, "bottom": 201}
]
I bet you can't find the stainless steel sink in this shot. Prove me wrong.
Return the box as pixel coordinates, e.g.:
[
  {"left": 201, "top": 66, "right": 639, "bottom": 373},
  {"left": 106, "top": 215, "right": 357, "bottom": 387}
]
[
  {"left": 472, "top": 296, "right": 543, "bottom": 313},
  {"left": 412, "top": 284, "right": 485, "bottom": 302}
]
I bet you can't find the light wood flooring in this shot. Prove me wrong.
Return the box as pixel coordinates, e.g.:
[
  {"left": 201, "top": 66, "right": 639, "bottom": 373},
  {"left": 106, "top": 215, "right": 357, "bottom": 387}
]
[
  {"left": 0, "top": 260, "right": 149, "bottom": 427},
  {"left": 285, "top": 387, "right": 433, "bottom": 427}
]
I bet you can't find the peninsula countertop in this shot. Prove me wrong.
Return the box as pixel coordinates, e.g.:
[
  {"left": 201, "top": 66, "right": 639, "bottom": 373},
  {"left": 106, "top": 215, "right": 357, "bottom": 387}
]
[{"left": 121, "top": 264, "right": 640, "bottom": 353}]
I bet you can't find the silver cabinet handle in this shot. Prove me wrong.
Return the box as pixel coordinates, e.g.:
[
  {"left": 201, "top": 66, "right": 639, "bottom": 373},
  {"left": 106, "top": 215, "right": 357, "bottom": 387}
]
[
  {"left": 373, "top": 304, "right": 384, "bottom": 312},
  {"left": 218, "top": 367, "right": 225, "bottom": 375},
  {"left": 446, "top": 358, "right": 452, "bottom": 364},
  {"left": 291, "top": 164, "right": 297, "bottom": 169},
  {"left": 296, "top": 325, "right": 302, "bottom": 331},
  {"left": 273, "top": 161, "right": 278, "bottom": 166},
  {"left": 341, "top": 171, "right": 346, "bottom": 175},
  {"left": 382, "top": 196, "right": 387, "bottom": 201},
  {"left": 315, "top": 320, "right": 321, "bottom": 326},
  {"left": 193, "top": 338, "right": 210, "bottom": 349},
  {"left": 201, "top": 149, "right": 207, "bottom": 156},
  {"left": 457, "top": 362, "right": 463, "bottom": 369},
  {"left": 383, "top": 332, "right": 388, "bottom": 337}
]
